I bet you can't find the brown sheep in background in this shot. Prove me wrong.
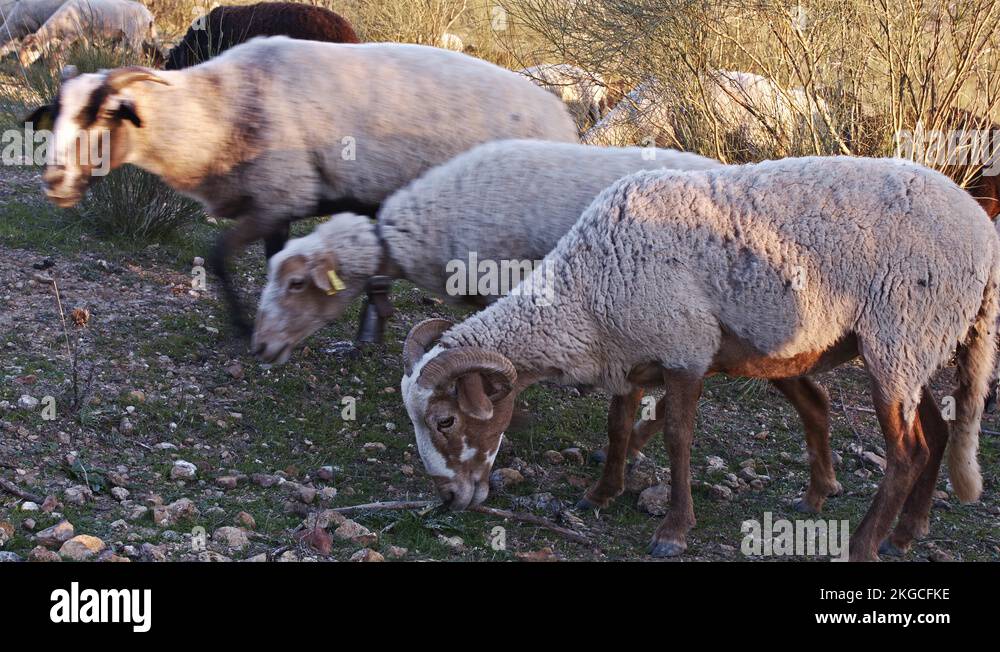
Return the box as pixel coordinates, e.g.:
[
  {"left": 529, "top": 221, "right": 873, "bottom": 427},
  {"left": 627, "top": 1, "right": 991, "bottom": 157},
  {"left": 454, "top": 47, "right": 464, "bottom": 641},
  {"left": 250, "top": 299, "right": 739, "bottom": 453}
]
[{"left": 163, "top": 2, "right": 359, "bottom": 70}]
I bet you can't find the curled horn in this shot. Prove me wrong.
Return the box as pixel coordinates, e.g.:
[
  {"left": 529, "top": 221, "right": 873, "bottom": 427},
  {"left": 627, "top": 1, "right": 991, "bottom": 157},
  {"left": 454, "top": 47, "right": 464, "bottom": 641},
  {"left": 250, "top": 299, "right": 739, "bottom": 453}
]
[
  {"left": 416, "top": 348, "right": 516, "bottom": 401},
  {"left": 104, "top": 66, "right": 170, "bottom": 92},
  {"left": 403, "top": 318, "right": 454, "bottom": 376}
]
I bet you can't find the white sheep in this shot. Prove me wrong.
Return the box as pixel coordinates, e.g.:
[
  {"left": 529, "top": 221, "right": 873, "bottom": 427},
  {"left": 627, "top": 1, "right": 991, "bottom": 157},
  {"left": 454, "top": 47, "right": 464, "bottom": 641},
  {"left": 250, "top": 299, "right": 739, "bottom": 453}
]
[
  {"left": 251, "top": 139, "right": 721, "bottom": 365},
  {"left": 0, "top": 0, "right": 67, "bottom": 56},
  {"left": 401, "top": 156, "right": 1000, "bottom": 561},
  {"left": 18, "top": 0, "right": 157, "bottom": 66},
  {"left": 436, "top": 32, "right": 463, "bottom": 52},
  {"left": 27, "top": 36, "right": 579, "bottom": 336},
  {"left": 517, "top": 63, "right": 607, "bottom": 130}
]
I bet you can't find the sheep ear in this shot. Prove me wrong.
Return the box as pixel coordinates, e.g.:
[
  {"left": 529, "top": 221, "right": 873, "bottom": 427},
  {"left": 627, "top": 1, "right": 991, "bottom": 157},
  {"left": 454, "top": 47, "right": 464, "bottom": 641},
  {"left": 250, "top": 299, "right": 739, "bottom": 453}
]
[
  {"left": 308, "top": 253, "right": 343, "bottom": 295},
  {"left": 457, "top": 374, "right": 494, "bottom": 421}
]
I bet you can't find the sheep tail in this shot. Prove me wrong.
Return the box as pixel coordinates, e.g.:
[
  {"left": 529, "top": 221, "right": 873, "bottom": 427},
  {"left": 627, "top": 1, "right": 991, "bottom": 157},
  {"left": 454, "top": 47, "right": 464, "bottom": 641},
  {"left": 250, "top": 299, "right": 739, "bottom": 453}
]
[{"left": 949, "top": 269, "right": 1000, "bottom": 503}]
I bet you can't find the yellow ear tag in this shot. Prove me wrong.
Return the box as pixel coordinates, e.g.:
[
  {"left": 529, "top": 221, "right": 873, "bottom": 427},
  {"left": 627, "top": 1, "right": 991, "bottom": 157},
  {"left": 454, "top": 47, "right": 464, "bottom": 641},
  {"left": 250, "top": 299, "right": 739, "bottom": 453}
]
[{"left": 325, "top": 269, "right": 346, "bottom": 296}]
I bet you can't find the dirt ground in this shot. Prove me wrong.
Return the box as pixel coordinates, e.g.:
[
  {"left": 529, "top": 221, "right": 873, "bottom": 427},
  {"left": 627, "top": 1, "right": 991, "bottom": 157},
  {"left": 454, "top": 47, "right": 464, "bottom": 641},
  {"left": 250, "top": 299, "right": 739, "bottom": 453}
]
[{"left": 0, "top": 166, "right": 997, "bottom": 562}]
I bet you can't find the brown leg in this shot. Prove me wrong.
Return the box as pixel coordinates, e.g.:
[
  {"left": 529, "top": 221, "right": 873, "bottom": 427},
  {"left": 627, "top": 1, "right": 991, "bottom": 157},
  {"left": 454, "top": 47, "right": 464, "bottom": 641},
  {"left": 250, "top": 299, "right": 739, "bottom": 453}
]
[
  {"left": 770, "top": 377, "right": 842, "bottom": 513},
  {"left": 209, "top": 221, "right": 271, "bottom": 338},
  {"left": 849, "top": 383, "right": 930, "bottom": 561},
  {"left": 578, "top": 389, "right": 644, "bottom": 509},
  {"left": 881, "top": 387, "right": 948, "bottom": 555},
  {"left": 649, "top": 370, "right": 703, "bottom": 557}
]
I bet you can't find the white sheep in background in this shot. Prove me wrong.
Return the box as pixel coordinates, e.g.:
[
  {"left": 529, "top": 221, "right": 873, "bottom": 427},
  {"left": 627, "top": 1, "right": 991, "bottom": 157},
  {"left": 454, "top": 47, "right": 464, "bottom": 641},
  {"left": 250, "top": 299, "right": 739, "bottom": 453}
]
[
  {"left": 517, "top": 63, "right": 607, "bottom": 130},
  {"left": 401, "top": 156, "right": 1000, "bottom": 561},
  {"left": 436, "top": 32, "right": 463, "bottom": 51},
  {"left": 0, "top": 0, "right": 67, "bottom": 56},
  {"left": 18, "top": 0, "right": 156, "bottom": 65},
  {"left": 27, "top": 36, "right": 578, "bottom": 336},
  {"left": 251, "top": 139, "right": 721, "bottom": 365},
  {"left": 582, "top": 78, "right": 675, "bottom": 147}
]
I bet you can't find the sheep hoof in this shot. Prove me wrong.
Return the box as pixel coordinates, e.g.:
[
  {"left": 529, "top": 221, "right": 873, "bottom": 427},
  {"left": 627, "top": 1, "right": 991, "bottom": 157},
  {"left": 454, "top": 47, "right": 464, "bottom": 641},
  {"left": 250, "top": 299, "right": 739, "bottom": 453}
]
[
  {"left": 589, "top": 449, "right": 608, "bottom": 465},
  {"left": 575, "top": 496, "right": 600, "bottom": 511},
  {"left": 648, "top": 539, "right": 686, "bottom": 558},
  {"left": 878, "top": 539, "right": 907, "bottom": 557},
  {"left": 793, "top": 498, "right": 820, "bottom": 514}
]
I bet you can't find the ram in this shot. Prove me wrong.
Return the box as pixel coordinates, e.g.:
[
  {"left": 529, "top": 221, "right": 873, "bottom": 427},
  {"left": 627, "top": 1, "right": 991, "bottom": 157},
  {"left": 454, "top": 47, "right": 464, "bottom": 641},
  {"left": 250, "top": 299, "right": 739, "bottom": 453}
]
[
  {"left": 27, "top": 36, "right": 578, "bottom": 336},
  {"left": 163, "top": 2, "right": 360, "bottom": 70},
  {"left": 18, "top": 0, "right": 157, "bottom": 66},
  {"left": 253, "top": 139, "right": 843, "bottom": 514},
  {"left": 401, "top": 156, "right": 999, "bottom": 561}
]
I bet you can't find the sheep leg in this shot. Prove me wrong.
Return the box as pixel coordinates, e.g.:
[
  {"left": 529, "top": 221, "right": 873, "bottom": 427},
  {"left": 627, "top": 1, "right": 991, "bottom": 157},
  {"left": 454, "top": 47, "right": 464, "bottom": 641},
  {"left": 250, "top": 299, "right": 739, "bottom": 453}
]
[
  {"left": 626, "top": 393, "right": 663, "bottom": 459},
  {"left": 577, "top": 389, "right": 644, "bottom": 510},
  {"left": 263, "top": 221, "right": 290, "bottom": 259},
  {"left": 849, "top": 384, "right": 929, "bottom": 561},
  {"left": 880, "top": 388, "right": 947, "bottom": 556},
  {"left": 208, "top": 223, "right": 268, "bottom": 338},
  {"left": 770, "top": 377, "right": 842, "bottom": 513},
  {"left": 649, "top": 370, "right": 703, "bottom": 558}
]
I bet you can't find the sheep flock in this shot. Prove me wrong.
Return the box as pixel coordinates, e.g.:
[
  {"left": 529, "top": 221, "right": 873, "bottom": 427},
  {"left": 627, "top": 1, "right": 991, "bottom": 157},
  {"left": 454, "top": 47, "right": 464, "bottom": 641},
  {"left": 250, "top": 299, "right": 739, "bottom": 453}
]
[{"left": 5, "top": 0, "right": 1000, "bottom": 563}]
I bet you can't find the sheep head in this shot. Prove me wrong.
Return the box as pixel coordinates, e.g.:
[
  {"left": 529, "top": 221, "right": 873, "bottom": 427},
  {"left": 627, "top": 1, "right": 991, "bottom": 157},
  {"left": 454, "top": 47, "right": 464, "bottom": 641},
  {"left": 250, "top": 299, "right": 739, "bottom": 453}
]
[
  {"left": 402, "top": 319, "right": 518, "bottom": 511},
  {"left": 253, "top": 214, "right": 378, "bottom": 364},
  {"left": 27, "top": 66, "right": 169, "bottom": 208}
]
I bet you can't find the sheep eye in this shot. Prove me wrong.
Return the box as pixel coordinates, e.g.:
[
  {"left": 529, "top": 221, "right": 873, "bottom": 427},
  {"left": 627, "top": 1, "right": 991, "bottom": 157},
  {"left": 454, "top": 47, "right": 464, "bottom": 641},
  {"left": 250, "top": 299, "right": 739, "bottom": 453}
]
[
  {"left": 436, "top": 416, "right": 455, "bottom": 431},
  {"left": 287, "top": 277, "right": 307, "bottom": 293}
]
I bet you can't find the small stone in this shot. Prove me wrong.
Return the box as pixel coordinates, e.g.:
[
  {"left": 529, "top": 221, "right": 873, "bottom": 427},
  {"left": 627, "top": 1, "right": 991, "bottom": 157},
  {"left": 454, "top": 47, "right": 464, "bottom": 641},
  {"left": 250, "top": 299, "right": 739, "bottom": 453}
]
[
  {"left": 36, "top": 520, "right": 75, "bottom": 548},
  {"left": 515, "top": 547, "right": 558, "bottom": 562},
  {"left": 386, "top": 545, "right": 408, "bottom": 559},
  {"left": 22, "top": 518, "right": 35, "bottom": 531},
  {"left": 318, "top": 487, "right": 338, "bottom": 502},
  {"left": 59, "top": 534, "right": 106, "bottom": 561},
  {"left": 225, "top": 362, "right": 244, "bottom": 380},
  {"left": 317, "top": 466, "right": 335, "bottom": 481},
  {"left": 252, "top": 473, "right": 280, "bottom": 488},
  {"left": 128, "top": 390, "right": 145, "bottom": 403},
  {"left": 709, "top": 484, "right": 733, "bottom": 501},
  {"left": 216, "top": 476, "right": 238, "bottom": 489},
  {"left": 128, "top": 505, "right": 149, "bottom": 521},
  {"left": 153, "top": 498, "right": 199, "bottom": 526},
  {"left": 400, "top": 464, "right": 414, "bottom": 477},
  {"left": 362, "top": 442, "right": 387, "bottom": 454},
  {"left": 861, "top": 451, "right": 887, "bottom": 472},
  {"left": 296, "top": 527, "right": 332, "bottom": 555},
  {"left": 749, "top": 478, "right": 765, "bottom": 490},
  {"left": 437, "top": 534, "right": 465, "bottom": 551},
  {"left": 236, "top": 512, "right": 256, "bottom": 529},
  {"left": 706, "top": 455, "right": 726, "bottom": 470},
  {"left": 111, "top": 487, "right": 129, "bottom": 501},
  {"left": 41, "top": 495, "right": 60, "bottom": 512},
  {"left": 350, "top": 548, "right": 384, "bottom": 562},
  {"left": 543, "top": 450, "right": 564, "bottom": 465},
  {"left": 28, "top": 546, "right": 61, "bottom": 562},
  {"left": 212, "top": 526, "right": 249, "bottom": 551},
  {"left": 637, "top": 483, "right": 671, "bottom": 516},
  {"left": 333, "top": 520, "right": 376, "bottom": 546},
  {"left": 737, "top": 467, "right": 757, "bottom": 482},
  {"left": 63, "top": 485, "right": 93, "bottom": 505},
  {"left": 0, "top": 551, "right": 21, "bottom": 562},
  {"left": 489, "top": 467, "right": 525, "bottom": 491},
  {"left": 20, "top": 501, "right": 39, "bottom": 512},
  {"left": 308, "top": 509, "right": 347, "bottom": 530},
  {"left": 17, "top": 395, "right": 39, "bottom": 409},
  {"left": 853, "top": 468, "right": 873, "bottom": 480},
  {"left": 170, "top": 460, "right": 197, "bottom": 480},
  {"left": 561, "top": 448, "right": 584, "bottom": 465}
]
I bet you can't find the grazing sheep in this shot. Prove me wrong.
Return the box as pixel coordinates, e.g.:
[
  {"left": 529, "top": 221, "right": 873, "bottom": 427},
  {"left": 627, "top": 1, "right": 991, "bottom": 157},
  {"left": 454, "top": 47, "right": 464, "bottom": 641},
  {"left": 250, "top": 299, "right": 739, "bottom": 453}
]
[
  {"left": 0, "top": 0, "right": 67, "bottom": 56},
  {"left": 517, "top": 63, "right": 607, "bottom": 130},
  {"left": 27, "top": 36, "right": 578, "bottom": 336},
  {"left": 18, "top": 0, "right": 156, "bottom": 66},
  {"left": 163, "top": 2, "right": 360, "bottom": 70},
  {"left": 251, "top": 139, "right": 721, "bottom": 364},
  {"left": 401, "top": 156, "right": 1000, "bottom": 561},
  {"left": 582, "top": 78, "right": 675, "bottom": 147},
  {"left": 436, "top": 32, "right": 463, "bottom": 52}
]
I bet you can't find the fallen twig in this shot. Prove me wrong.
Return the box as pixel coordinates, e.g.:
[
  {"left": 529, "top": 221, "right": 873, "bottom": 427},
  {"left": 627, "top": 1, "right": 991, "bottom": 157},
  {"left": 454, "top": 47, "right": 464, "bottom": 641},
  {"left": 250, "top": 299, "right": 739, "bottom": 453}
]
[
  {"left": 0, "top": 477, "right": 44, "bottom": 504},
  {"left": 330, "top": 500, "right": 591, "bottom": 545}
]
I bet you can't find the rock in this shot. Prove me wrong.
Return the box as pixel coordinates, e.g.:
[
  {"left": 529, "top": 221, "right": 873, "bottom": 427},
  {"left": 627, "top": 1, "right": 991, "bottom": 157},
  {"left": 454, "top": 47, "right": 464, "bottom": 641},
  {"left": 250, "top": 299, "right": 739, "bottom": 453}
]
[
  {"left": 63, "top": 485, "right": 93, "bottom": 505},
  {"left": 333, "top": 520, "right": 376, "bottom": 546},
  {"left": 225, "top": 362, "right": 244, "bottom": 380},
  {"left": 749, "top": 478, "right": 766, "bottom": 490},
  {"left": 128, "top": 390, "right": 145, "bottom": 403},
  {"left": 489, "top": 467, "right": 525, "bottom": 491},
  {"left": 637, "top": 483, "right": 671, "bottom": 516},
  {"left": 296, "top": 527, "right": 332, "bottom": 555},
  {"left": 17, "top": 395, "right": 39, "bottom": 410},
  {"left": 318, "top": 487, "right": 337, "bottom": 502},
  {"left": 251, "top": 473, "right": 280, "bottom": 488},
  {"left": 152, "top": 498, "right": 199, "bottom": 526},
  {"left": 386, "top": 545, "right": 408, "bottom": 559},
  {"left": 437, "top": 534, "right": 465, "bottom": 551},
  {"left": 216, "top": 476, "right": 239, "bottom": 489},
  {"left": 561, "top": 448, "right": 585, "bottom": 465},
  {"left": 861, "top": 451, "right": 887, "bottom": 472},
  {"left": 197, "top": 551, "right": 231, "bottom": 562},
  {"left": 141, "top": 543, "right": 167, "bottom": 562},
  {"left": 41, "top": 495, "right": 60, "bottom": 512},
  {"left": 513, "top": 492, "right": 563, "bottom": 515},
  {"left": 709, "top": 484, "right": 733, "bottom": 501},
  {"left": 28, "top": 546, "right": 61, "bottom": 562},
  {"left": 36, "top": 520, "right": 75, "bottom": 548},
  {"left": 110, "top": 487, "right": 129, "bottom": 501},
  {"left": 0, "top": 521, "right": 12, "bottom": 546},
  {"left": 736, "top": 467, "right": 757, "bottom": 482},
  {"left": 20, "top": 501, "right": 39, "bottom": 512},
  {"left": 170, "top": 460, "right": 197, "bottom": 480},
  {"left": 515, "top": 547, "right": 558, "bottom": 562},
  {"left": 212, "top": 527, "right": 249, "bottom": 551},
  {"left": 317, "top": 466, "right": 335, "bottom": 482},
  {"left": 236, "top": 512, "right": 256, "bottom": 529},
  {"left": 128, "top": 505, "right": 149, "bottom": 522},
  {"left": 295, "top": 484, "right": 317, "bottom": 504},
  {"left": 59, "top": 535, "right": 106, "bottom": 561},
  {"left": 624, "top": 457, "right": 663, "bottom": 493},
  {"left": 400, "top": 464, "right": 414, "bottom": 477},
  {"left": 309, "top": 510, "right": 346, "bottom": 530},
  {"left": 362, "top": 442, "right": 387, "bottom": 454},
  {"left": 22, "top": 518, "right": 35, "bottom": 531},
  {"left": 0, "top": 551, "right": 21, "bottom": 562},
  {"left": 543, "top": 450, "right": 564, "bottom": 465},
  {"left": 109, "top": 519, "right": 128, "bottom": 531},
  {"left": 706, "top": 455, "right": 727, "bottom": 471},
  {"left": 350, "top": 548, "right": 384, "bottom": 562}
]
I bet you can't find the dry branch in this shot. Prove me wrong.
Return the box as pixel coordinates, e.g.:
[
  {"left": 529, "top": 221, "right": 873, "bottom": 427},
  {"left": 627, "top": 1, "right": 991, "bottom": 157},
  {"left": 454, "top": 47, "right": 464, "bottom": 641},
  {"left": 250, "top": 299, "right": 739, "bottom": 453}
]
[{"left": 0, "top": 477, "right": 44, "bottom": 504}]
